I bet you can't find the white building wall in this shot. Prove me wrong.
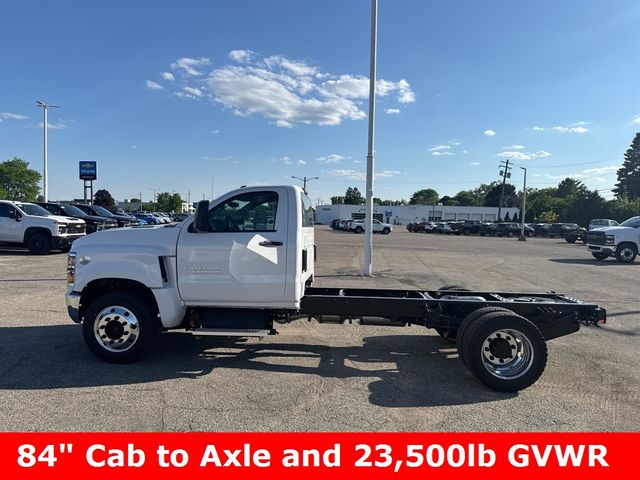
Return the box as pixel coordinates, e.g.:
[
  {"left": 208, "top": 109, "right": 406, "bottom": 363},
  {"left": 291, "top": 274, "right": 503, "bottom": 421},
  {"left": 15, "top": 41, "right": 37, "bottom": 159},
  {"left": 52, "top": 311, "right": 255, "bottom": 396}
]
[{"left": 316, "top": 204, "right": 519, "bottom": 225}]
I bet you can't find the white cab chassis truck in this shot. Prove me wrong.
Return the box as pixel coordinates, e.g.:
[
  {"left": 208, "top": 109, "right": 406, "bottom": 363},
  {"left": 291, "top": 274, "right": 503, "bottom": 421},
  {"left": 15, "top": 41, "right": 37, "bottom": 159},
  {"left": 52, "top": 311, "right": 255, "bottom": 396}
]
[
  {"left": 66, "top": 185, "right": 605, "bottom": 392},
  {"left": 586, "top": 216, "right": 640, "bottom": 263}
]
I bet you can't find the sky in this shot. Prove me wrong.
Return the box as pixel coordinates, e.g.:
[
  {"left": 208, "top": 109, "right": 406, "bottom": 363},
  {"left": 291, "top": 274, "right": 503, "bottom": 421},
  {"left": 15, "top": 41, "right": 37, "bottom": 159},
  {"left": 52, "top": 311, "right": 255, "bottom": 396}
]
[{"left": 1, "top": 0, "right": 640, "bottom": 205}]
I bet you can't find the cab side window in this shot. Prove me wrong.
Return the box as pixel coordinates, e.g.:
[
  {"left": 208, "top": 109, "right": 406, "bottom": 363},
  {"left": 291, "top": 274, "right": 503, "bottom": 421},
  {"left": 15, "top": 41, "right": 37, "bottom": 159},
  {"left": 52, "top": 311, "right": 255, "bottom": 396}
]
[
  {"left": 208, "top": 191, "right": 278, "bottom": 232},
  {"left": 0, "top": 204, "right": 13, "bottom": 217}
]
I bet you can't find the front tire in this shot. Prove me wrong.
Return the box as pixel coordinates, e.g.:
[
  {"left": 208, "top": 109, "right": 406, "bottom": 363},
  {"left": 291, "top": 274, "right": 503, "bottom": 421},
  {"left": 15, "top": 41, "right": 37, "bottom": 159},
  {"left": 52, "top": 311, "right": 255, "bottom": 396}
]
[
  {"left": 82, "top": 292, "right": 159, "bottom": 363},
  {"left": 591, "top": 251, "right": 609, "bottom": 260},
  {"left": 382, "top": 227, "right": 390, "bottom": 234},
  {"left": 565, "top": 235, "right": 577, "bottom": 244},
  {"left": 615, "top": 244, "right": 637, "bottom": 263},
  {"left": 27, "top": 232, "right": 52, "bottom": 255},
  {"left": 461, "top": 311, "right": 547, "bottom": 392},
  {"left": 354, "top": 226, "right": 363, "bottom": 234}
]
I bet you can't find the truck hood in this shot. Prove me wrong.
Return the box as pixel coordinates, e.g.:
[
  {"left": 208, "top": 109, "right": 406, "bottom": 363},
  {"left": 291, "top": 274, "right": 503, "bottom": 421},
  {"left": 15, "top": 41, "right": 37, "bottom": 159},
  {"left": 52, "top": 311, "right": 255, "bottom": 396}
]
[
  {"left": 72, "top": 224, "right": 181, "bottom": 256},
  {"left": 47, "top": 215, "right": 85, "bottom": 225},
  {"left": 596, "top": 226, "right": 637, "bottom": 235}
]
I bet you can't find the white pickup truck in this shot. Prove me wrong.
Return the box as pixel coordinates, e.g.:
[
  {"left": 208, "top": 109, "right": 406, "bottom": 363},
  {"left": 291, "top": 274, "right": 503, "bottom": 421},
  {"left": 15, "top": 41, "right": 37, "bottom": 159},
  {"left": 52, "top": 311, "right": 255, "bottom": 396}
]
[
  {"left": 65, "top": 185, "right": 606, "bottom": 392},
  {"left": 0, "top": 200, "right": 86, "bottom": 254},
  {"left": 586, "top": 215, "right": 640, "bottom": 263}
]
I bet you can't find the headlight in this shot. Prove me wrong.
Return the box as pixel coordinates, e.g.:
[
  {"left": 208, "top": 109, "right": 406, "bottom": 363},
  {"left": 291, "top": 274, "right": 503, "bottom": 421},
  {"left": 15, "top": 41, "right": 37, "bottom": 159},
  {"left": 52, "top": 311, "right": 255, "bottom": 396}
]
[
  {"left": 67, "top": 252, "right": 77, "bottom": 286},
  {"left": 605, "top": 235, "right": 615, "bottom": 245}
]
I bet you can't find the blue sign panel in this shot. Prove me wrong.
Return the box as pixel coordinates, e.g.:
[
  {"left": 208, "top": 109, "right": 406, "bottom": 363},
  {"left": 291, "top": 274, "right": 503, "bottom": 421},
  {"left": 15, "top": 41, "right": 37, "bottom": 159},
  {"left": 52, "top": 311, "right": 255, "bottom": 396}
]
[{"left": 79, "top": 161, "right": 97, "bottom": 180}]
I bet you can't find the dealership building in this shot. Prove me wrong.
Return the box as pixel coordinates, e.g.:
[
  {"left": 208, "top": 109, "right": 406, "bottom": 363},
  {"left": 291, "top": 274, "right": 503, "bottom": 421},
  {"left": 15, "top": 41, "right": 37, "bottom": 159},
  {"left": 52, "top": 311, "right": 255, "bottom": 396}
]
[{"left": 316, "top": 204, "right": 519, "bottom": 225}]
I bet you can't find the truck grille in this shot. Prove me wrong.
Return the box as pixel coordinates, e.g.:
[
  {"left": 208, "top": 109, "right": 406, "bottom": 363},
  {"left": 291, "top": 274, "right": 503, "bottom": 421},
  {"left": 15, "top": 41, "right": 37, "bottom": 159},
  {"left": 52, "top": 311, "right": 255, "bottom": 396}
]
[
  {"left": 586, "top": 231, "right": 605, "bottom": 245},
  {"left": 67, "top": 224, "right": 86, "bottom": 234}
]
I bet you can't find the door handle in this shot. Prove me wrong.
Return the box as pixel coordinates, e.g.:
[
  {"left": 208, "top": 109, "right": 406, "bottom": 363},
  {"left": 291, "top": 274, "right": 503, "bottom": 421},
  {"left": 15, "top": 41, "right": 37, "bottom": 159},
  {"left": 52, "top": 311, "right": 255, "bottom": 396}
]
[{"left": 259, "top": 241, "right": 283, "bottom": 247}]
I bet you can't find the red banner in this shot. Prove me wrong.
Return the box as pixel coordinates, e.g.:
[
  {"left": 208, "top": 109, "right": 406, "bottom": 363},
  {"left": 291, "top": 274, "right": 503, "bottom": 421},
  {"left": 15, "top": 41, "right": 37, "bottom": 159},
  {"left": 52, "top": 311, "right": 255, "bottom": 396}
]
[{"left": 0, "top": 432, "right": 635, "bottom": 480}]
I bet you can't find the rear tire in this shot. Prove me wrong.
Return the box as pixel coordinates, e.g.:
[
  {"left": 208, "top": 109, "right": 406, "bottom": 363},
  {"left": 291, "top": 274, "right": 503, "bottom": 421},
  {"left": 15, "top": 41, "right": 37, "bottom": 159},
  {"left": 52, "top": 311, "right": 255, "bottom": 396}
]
[
  {"left": 615, "top": 244, "right": 637, "bottom": 263},
  {"left": 382, "top": 227, "right": 390, "bottom": 234},
  {"left": 82, "top": 291, "right": 159, "bottom": 363},
  {"left": 456, "top": 306, "right": 514, "bottom": 365},
  {"left": 461, "top": 311, "right": 547, "bottom": 392},
  {"left": 565, "top": 235, "right": 577, "bottom": 244},
  {"left": 27, "top": 232, "right": 52, "bottom": 255},
  {"left": 354, "top": 226, "right": 363, "bottom": 234}
]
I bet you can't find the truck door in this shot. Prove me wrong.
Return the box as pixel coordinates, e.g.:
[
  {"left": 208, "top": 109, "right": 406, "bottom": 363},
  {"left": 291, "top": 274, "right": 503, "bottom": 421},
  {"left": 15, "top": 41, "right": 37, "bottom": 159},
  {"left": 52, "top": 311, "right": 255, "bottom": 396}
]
[
  {"left": 177, "top": 189, "right": 288, "bottom": 305},
  {"left": 0, "top": 203, "right": 23, "bottom": 242}
]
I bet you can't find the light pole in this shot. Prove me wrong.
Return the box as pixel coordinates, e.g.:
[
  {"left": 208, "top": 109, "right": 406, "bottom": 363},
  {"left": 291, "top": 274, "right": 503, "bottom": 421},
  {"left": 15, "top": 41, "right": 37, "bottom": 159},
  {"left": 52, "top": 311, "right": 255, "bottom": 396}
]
[
  {"left": 364, "top": 0, "right": 378, "bottom": 276},
  {"left": 518, "top": 166, "right": 528, "bottom": 241},
  {"left": 36, "top": 100, "right": 60, "bottom": 202},
  {"left": 291, "top": 176, "right": 319, "bottom": 194},
  {"left": 150, "top": 188, "right": 159, "bottom": 212}
]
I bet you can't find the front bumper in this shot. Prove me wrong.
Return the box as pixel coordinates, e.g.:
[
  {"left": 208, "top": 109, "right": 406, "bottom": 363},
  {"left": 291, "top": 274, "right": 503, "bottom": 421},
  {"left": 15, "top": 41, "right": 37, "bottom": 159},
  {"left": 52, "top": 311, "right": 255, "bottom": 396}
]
[
  {"left": 52, "top": 234, "right": 85, "bottom": 249},
  {"left": 588, "top": 245, "right": 615, "bottom": 255},
  {"left": 66, "top": 291, "right": 81, "bottom": 323}
]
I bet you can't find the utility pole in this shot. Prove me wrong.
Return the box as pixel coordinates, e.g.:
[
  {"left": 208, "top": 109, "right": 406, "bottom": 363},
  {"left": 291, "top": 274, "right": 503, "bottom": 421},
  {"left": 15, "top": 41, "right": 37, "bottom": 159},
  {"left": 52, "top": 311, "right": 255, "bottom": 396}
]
[
  {"left": 36, "top": 100, "right": 60, "bottom": 202},
  {"left": 150, "top": 188, "right": 159, "bottom": 212},
  {"left": 497, "top": 159, "right": 512, "bottom": 221},
  {"left": 291, "top": 176, "right": 319, "bottom": 194},
  {"left": 518, "top": 166, "right": 528, "bottom": 241}
]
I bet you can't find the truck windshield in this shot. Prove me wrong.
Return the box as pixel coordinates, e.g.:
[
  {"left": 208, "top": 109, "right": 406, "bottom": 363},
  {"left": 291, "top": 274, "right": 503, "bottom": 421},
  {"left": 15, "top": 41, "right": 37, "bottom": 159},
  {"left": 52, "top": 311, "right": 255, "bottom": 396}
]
[
  {"left": 15, "top": 203, "right": 52, "bottom": 217},
  {"left": 620, "top": 216, "right": 640, "bottom": 228},
  {"left": 90, "top": 205, "right": 115, "bottom": 217},
  {"left": 60, "top": 204, "right": 87, "bottom": 217}
]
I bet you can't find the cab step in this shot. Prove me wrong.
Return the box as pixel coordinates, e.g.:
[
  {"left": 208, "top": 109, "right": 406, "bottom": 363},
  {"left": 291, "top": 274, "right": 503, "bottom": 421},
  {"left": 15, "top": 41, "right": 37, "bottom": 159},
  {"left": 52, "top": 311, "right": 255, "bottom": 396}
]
[{"left": 190, "top": 328, "right": 271, "bottom": 337}]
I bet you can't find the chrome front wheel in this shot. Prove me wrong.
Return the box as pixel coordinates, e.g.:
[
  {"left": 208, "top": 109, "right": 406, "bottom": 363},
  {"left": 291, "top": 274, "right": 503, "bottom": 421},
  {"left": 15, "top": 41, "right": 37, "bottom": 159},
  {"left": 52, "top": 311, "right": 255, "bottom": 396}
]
[{"left": 93, "top": 305, "right": 140, "bottom": 353}]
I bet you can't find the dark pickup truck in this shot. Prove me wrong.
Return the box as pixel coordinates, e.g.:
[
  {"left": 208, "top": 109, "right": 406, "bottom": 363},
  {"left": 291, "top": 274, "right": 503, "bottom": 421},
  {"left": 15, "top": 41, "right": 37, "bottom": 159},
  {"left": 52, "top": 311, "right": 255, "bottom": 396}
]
[
  {"left": 546, "top": 223, "right": 587, "bottom": 243},
  {"left": 461, "top": 220, "right": 490, "bottom": 235}
]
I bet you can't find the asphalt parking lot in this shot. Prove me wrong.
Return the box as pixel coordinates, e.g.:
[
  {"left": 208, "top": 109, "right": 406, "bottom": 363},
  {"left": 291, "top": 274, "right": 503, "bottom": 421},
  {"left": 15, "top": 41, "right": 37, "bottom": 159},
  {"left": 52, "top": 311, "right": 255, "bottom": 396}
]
[{"left": 0, "top": 229, "right": 638, "bottom": 432}]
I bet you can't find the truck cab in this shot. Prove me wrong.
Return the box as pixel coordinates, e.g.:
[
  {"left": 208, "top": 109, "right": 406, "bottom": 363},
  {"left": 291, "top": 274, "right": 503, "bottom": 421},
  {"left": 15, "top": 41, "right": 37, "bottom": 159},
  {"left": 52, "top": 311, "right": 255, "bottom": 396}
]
[{"left": 66, "top": 186, "right": 315, "bottom": 337}]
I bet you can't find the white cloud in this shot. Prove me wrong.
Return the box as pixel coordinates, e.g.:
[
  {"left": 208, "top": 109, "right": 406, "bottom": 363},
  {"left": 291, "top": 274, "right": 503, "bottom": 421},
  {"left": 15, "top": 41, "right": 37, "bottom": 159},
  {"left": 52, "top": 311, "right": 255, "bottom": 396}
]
[
  {"left": 38, "top": 122, "right": 66, "bottom": 130},
  {"left": 429, "top": 145, "right": 451, "bottom": 152},
  {"left": 497, "top": 150, "right": 551, "bottom": 161},
  {"left": 131, "top": 144, "right": 138, "bottom": 149},
  {"left": 229, "top": 49, "right": 255, "bottom": 64},
  {"left": 328, "top": 169, "right": 400, "bottom": 181},
  {"left": 552, "top": 125, "right": 589, "bottom": 134},
  {"left": 316, "top": 154, "right": 346, "bottom": 163},
  {"left": 164, "top": 52, "right": 415, "bottom": 127},
  {"left": 484, "top": 129, "right": 497, "bottom": 136},
  {"left": 170, "top": 57, "right": 211, "bottom": 76},
  {"left": 583, "top": 165, "right": 620, "bottom": 175},
  {"left": 432, "top": 151, "right": 454, "bottom": 156},
  {"left": 632, "top": 114, "right": 640, "bottom": 125},
  {"left": 532, "top": 122, "right": 590, "bottom": 133},
  {"left": 296, "top": 159, "right": 307, "bottom": 165},
  {"left": 470, "top": 162, "right": 481, "bottom": 166},
  {"left": 280, "top": 156, "right": 292, "bottom": 165},
  {"left": 146, "top": 80, "right": 164, "bottom": 90},
  {"left": 503, "top": 145, "right": 524, "bottom": 150},
  {"left": 463, "top": 149, "right": 469, "bottom": 154},
  {"left": 161, "top": 72, "right": 175, "bottom": 81},
  {"left": 0, "top": 112, "right": 28, "bottom": 121}
]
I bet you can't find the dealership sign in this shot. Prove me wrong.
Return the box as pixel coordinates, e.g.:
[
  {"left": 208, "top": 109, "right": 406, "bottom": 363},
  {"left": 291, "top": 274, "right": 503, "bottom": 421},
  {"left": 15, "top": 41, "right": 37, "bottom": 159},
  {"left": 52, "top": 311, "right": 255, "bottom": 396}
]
[{"left": 79, "top": 161, "right": 97, "bottom": 181}]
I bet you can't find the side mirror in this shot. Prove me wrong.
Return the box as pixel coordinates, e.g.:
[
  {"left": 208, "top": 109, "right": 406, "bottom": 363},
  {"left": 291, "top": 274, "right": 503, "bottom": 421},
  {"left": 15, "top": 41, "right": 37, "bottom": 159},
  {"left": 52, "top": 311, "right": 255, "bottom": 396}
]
[
  {"left": 194, "top": 200, "right": 210, "bottom": 232},
  {"left": 9, "top": 210, "right": 21, "bottom": 222}
]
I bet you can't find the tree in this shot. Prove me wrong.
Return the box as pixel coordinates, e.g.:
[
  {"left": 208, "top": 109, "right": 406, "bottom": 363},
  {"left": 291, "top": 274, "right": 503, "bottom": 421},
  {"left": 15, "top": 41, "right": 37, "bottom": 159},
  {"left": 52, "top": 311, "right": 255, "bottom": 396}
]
[
  {"left": 556, "top": 178, "right": 587, "bottom": 198},
  {"left": 484, "top": 183, "right": 517, "bottom": 207},
  {"left": 440, "top": 195, "right": 458, "bottom": 206},
  {"left": 453, "top": 190, "right": 480, "bottom": 206},
  {"left": 409, "top": 188, "right": 439, "bottom": 205},
  {"left": 94, "top": 189, "right": 116, "bottom": 211},
  {"left": 157, "top": 192, "right": 183, "bottom": 212},
  {"left": 344, "top": 187, "right": 365, "bottom": 205},
  {"left": 613, "top": 132, "right": 640, "bottom": 200},
  {"left": 0, "top": 157, "right": 41, "bottom": 201},
  {"left": 330, "top": 196, "right": 344, "bottom": 205}
]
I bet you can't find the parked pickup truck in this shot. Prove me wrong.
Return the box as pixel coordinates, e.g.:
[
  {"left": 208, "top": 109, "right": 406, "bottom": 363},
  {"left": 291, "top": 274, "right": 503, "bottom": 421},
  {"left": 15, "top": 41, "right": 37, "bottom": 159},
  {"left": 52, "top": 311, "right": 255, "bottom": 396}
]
[
  {"left": 65, "top": 185, "right": 605, "bottom": 392},
  {"left": 586, "top": 215, "right": 640, "bottom": 263},
  {"left": 0, "top": 200, "right": 86, "bottom": 254},
  {"left": 348, "top": 219, "right": 393, "bottom": 234}
]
